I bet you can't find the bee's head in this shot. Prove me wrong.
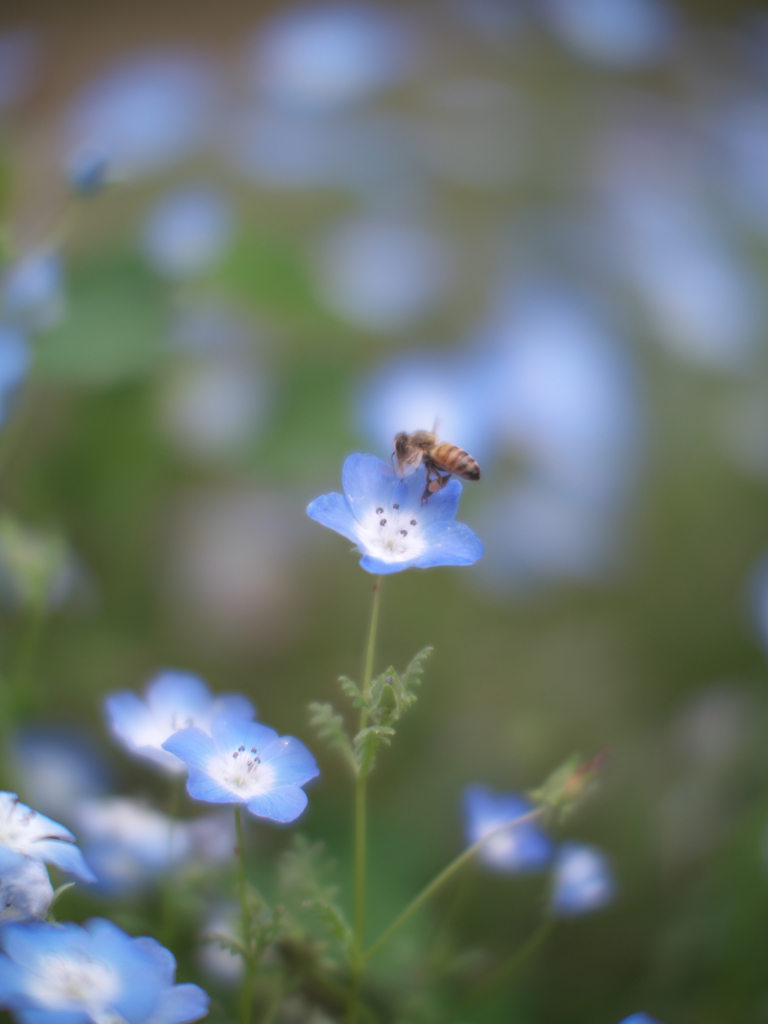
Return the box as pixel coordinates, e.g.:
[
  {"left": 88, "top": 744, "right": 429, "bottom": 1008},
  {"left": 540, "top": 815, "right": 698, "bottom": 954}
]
[{"left": 393, "top": 433, "right": 408, "bottom": 457}]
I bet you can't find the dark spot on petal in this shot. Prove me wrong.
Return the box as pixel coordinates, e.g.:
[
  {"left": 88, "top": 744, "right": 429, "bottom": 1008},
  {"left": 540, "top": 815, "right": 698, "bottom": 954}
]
[
  {"left": 401, "top": 530, "right": 408, "bottom": 536},
  {"left": 376, "top": 507, "right": 384, "bottom": 514},
  {"left": 380, "top": 518, "right": 387, "bottom": 526},
  {"left": 410, "top": 519, "right": 417, "bottom": 526},
  {"left": 238, "top": 745, "right": 245, "bottom": 752},
  {"left": 393, "top": 503, "right": 399, "bottom": 509}
]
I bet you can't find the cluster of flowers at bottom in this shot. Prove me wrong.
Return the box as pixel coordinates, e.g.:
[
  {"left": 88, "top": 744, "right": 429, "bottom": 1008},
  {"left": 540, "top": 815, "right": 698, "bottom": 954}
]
[{"left": 0, "top": 918, "right": 208, "bottom": 1024}]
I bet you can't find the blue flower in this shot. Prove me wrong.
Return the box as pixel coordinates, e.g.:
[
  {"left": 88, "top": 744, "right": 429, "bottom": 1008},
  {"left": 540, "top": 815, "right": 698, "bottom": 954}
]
[
  {"left": 75, "top": 798, "right": 234, "bottom": 894},
  {"left": 307, "top": 453, "right": 483, "bottom": 575},
  {"left": 1, "top": 252, "right": 64, "bottom": 333},
  {"left": 0, "top": 328, "right": 31, "bottom": 427},
  {"left": 0, "top": 793, "right": 95, "bottom": 884},
  {"left": 463, "top": 786, "right": 552, "bottom": 873},
  {"left": 0, "top": 847, "right": 53, "bottom": 921},
  {"left": 66, "top": 143, "right": 110, "bottom": 196},
  {"left": 104, "top": 669, "right": 255, "bottom": 775},
  {"left": 0, "top": 917, "right": 209, "bottom": 1024},
  {"left": 162, "top": 716, "right": 319, "bottom": 824},
  {"left": 141, "top": 186, "right": 234, "bottom": 281},
  {"left": 617, "top": 1016, "right": 664, "bottom": 1024},
  {"left": 551, "top": 842, "right": 615, "bottom": 916}
]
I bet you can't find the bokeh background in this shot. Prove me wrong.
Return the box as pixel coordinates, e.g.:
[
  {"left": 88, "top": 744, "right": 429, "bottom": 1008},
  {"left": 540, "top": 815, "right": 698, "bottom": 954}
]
[{"left": 3, "top": 1, "right": 768, "bottom": 1022}]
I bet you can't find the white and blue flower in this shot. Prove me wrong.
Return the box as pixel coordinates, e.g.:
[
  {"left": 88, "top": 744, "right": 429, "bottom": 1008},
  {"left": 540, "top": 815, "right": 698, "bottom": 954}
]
[
  {"left": 0, "top": 793, "right": 95, "bottom": 884},
  {"left": 162, "top": 716, "right": 319, "bottom": 824},
  {"left": 307, "top": 453, "right": 483, "bottom": 575},
  {"left": 551, "top": 841, "right": 615, "bottom": 916},
  {"left": 0, "top": 847, "right": 53, "bottom": 922},
  {"left": 0, "top": 917, "right": 209, "bottom": 1024},
  {"left": 617, "top": 1015, "right": 664, "bottom": 1024},
  {"left": 104, "top": 670, "right": 255, "bottom": 775},
  {"left": 463, "top": 787, "right": 552, "bottom": 873}
]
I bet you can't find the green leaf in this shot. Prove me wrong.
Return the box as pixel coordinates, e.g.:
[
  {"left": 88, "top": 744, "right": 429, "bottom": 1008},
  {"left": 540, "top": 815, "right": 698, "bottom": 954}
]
[{"left": 308, "top": 702, "right": 355, "bottom": 770}]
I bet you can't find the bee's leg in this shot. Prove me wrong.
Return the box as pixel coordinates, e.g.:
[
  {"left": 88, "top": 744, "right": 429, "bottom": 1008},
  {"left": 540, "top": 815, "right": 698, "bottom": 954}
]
[
  {"left": 421, "top": 463, "right": 438, "bottom": 503},
  {"left": 428, "top": 472, "right": 452, "bottom": 495}
]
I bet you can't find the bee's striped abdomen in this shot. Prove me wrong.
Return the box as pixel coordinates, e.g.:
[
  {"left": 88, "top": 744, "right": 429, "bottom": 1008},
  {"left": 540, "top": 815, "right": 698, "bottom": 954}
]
[{"left": 432, "top": 443, "right": 481, "bottom": 481}]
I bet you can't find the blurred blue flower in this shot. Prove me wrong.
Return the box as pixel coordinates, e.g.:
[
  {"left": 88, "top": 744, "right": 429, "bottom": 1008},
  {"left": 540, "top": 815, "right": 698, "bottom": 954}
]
[
  {"left": 354, "top": 349, "right": 495, "bottom": 466},
  {"left": 75, "top": 798, "right": 234, "bottom": 894},
  {"left": 104, "top": 669, "right": 255, "bottom": 775},
  {"left": 141, "top": 186, "right": 234, "bottom": 281},
  {"left": 0, "top": 847, "right": 53, "bottom": 921},
  {"left": 162, "top": 716, "right": 319, "bottom": 824},
  {"left": 1, "top": 251, "right": 64, "bottom": 333},
  {"left": 463, "top": 787, "right": 552, "bottom": 873},
  {"left": 307, "top": 453, "right": 483, "bottom": 575},
  {"left": 551, "top": 842, "right": 615, "bottom": 916},
  {"left": 312, "top": 217, "right": 455, "bottom": 332},
  {"left": 66, "top": 143, "right": 110, "bottom": 196},
  {"left": 618, "top": 1016, "right": 663, "bottom": 1024},
  {"left": 66, "top": 51, "right": 220, "bottom": 179},
  {"left": 0, "top": 792, "right": 95, "bottom": 883},
  {"left": 250, "top": 3, "right": 416, "bottom": 111},
  {"left": 538, "top": 0, "right": 677, "bottom": 68},
  {"left": 0, "top": 917, "right": 209, "bottom": 1024},
  {"left": 13, "top": 727, "right": 110, "bottom": 823},
  {"left": 749, "top": 553, "right": 768, "bottom": 660},
  {"left": 0, "top": 328, "right": 31, "bottom": 427}
]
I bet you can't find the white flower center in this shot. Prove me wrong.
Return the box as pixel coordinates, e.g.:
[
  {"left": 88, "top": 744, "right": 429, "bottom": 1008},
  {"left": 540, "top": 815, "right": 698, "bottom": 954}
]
[
  {"left": 27, "top": 950, "right": 122, "bottom": 1013},
  {"left": 213, "top": 745, "right": 275, "bottom": 799},
  {"left": 358, "top": 501, "right": 426, "bottom": 562}
]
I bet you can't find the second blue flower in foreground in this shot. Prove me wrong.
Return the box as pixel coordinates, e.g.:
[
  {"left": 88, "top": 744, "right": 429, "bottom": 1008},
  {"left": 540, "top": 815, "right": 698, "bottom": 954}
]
[{"left": 162, "top": 716, "right": 319, "bottom": 823}]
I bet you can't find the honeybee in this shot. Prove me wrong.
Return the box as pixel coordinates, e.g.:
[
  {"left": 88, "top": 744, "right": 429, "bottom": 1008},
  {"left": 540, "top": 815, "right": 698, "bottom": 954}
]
[{"left": 393, "top": 430, "right": 481, "bottom": 503}]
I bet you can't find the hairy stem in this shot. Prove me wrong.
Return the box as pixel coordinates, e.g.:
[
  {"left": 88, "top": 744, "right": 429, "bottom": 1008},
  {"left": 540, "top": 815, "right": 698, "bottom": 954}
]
[
  {"left": 364, "top": 807, "right": 544, "bottom": 964},
  {"left": 235, "top": 806, "right": 255, "bottom": 1024},
  {"left": 347, "top": 576, "right": 383, "bottom": 1024}
]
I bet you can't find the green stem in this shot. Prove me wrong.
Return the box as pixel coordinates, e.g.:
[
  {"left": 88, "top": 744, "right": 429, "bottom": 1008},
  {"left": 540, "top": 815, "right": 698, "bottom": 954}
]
[
  {"left": 347, "top": 577, "right": 383, "bottom": 1024},
  {"left": 363, "top": 807, "right": 543, "bottom": 965},
  {"left": 235, "top": 806, "right": 254, "bottom": 1024},
  {"left": 159, "top": 774, "right": 184, "bottom": 945},
  {"left": 447, "top": 916, "right": 553, "bottom": 1021}
]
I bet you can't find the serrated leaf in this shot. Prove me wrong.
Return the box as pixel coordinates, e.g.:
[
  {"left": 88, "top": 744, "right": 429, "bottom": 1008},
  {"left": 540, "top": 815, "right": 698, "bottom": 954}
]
[
  {"left": 304, "top": 899, "right": 353, "bottom": 946},
  {"left": 308, "top": 702, "right": 355, "bottom": 770}
]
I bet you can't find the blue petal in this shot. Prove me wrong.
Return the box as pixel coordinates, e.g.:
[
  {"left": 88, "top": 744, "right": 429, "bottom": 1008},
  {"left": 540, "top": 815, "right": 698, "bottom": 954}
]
[
  {"left": 209, "top": 718, "right": 278, "bottom": 759},
  {"left": 341, "top": 454, "right": 398, "bottom": 524},
  {"left": 131, "top": 937, "right": 176, "bottom": 985},
  {"left": 82, "top": 919, "right": 164, "bottom": 1022},
  {"left": 186, "top": 769, "right": 236, "bottom": 805},
  {"left": 104, "top": 691, "right": 150, "bottom": 740},
  {"left": 246, "top": 786, "right": 308, "bottom": 823},
  {"left": 415, "top": 521, "right": 483, "bottom": 568},
  {"left": 32, "top": 840, "right": 96, "bottom": 883},
  {"left": 1, "top": 920, "right": 84, "bottom": 971},
  {"left": 147, "top": 671, "right": 211, "bottom": 718},
  {"left": 259, "top": 737, "right": 319, "bottom": 787},
  {"left": 144, "top": 984, "right": 211, "bottom": 1024},
  {"left": 161, "top": 727, "right": 216, "bottom": 772},
  {"left": 306, "top": 492, "right": 359, "bottom": 543},
  {"left": 17, "top": 1012, "right": 88, "bottom": 1024},
  {"left": 415, "top": 476, "right": 462, "bottom": 522},
  {"left": 215, "top": 694, "right": 256, "bottom": 720},
  {"left": 358, "top": 554, "right": 416, "bottom": 575}
]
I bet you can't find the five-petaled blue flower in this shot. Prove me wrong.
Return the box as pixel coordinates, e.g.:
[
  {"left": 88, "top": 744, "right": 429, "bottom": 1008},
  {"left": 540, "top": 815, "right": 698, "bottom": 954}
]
[
  {"left": 463, "top": 786, "right": 552, "bottom": 873},
  {"left": 307, "top": 453, "right": 483, "bottom": 575},
  {"left": 0, "top": 792, "right": 95, "bottom": 883},
  {"left": 0, "top": 917, "right": 209, "bottom": 1024},
  {"left": 162, "top": 717, "right": 319, "bottom": 824},
  {"left": 104, "top": 670, "right": 255, "bottom": 775},
  {"left": 551, "top": 841, "right": 615, "bottom": 916}
]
